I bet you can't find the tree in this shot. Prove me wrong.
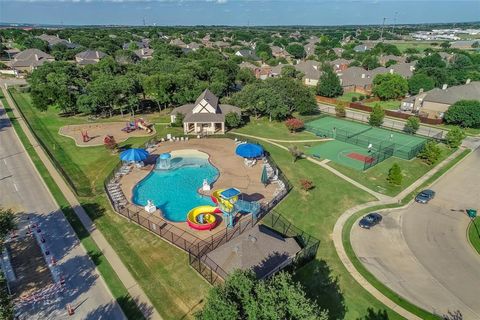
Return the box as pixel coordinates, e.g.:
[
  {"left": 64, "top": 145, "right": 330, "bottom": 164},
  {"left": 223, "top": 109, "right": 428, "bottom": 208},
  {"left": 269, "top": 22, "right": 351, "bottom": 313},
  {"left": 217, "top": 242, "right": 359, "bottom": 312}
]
[
  {"left": 445, "top": 126, "right": 465, "bottom": 148},
  {"left": 408, "top": 73, "right": 435, "bottom": 95},
  {"left": 440, "top": 41, "right": 451, "bottom": 49},
  {"left": 285, "top": 118, "right": 304, "bottom": 132},
  {"left": 444, "top": 100, "right": 480, "bottom": 128},
  {"left": 225, "top": 112, "right": 242, "bottom": 129},
  {"left": 0, "top": 208, "right": 15, "bottom": 245},
  {"left": 173, "top": 112, "right": 185, "bottom": 127},
  {"left": 417, "top": 141, "right": 442, "bottom": 165},
  {"left": 387, "top": 163, "right": 403, "bottom": 185},
  {"left": 404, "top": 116, "right": 420, "bottom": 134},
  {"left": 236, "top": 68, "right": 256, "bottom": 85},
  {"left": 0, "top": 274, "right": 13, "bottom": 320},
  {"left": 361, "top": 55, "right": 380, "bottom": 70},
  {"left": 286, "top": 43, "right": 306, "bottom": 59},
  {"left": 288, "top": 145, "right": 304, "bottom": 163},
  {"left": 368, "top": 104, "right": 385, "bottom": 127},
  {"left": 196, "top": 270, "right": 328, "bottom": 320},
  {"left": 281, "top": 65, "right": 302, "bottom": 80},
  {"left": 316, "top": 64, "right": 343, "bottom": 98},
  {"left": 335, "top": 104, "right": 346, "bottom": 117},
  {"left": 372, "top": 73, "right": 408, "bottom": 100},
  {"left": 385, "top": 59, "right": 397, "bottom": 67}
]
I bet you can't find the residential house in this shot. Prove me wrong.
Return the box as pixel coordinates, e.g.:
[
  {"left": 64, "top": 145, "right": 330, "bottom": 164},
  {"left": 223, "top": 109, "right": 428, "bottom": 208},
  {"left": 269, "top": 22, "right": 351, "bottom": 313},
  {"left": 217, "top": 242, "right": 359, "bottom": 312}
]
[
  {"left": 329, "top": 58, "right": 352, "bottom": 73},
  {"left": 289, "top": 31, "right": 302, "bottom": 40},
  {"left": 135, "top": 48, "right": 154, "bottom": 60},
  {"left": 401, "top": 81, "right": 480, "bottom": 118},
  {"left": 270, "top": 64, "right": 286, "bottom": 77},
  {"left": 294, "top": 60, "right": 321, "bottom": 86},
  {"left": 4, "top": 48, "right": 21, "bottom": 60},
  {"left": 36, "top": 34, "right": 78, "bottom": 49},
  {"left": 75, "top": 50, "right": 107, "bottom": 65},
  {"left": 239, "top": 61, "right": 258, "bottom": 71},
  {"left": 235, "top": 50, "right": 260, "bottom": 61},
  {"left": 304, "top": 42, "right": 316, "bottom": 57},
  {"left": 338, "top": 66, "right": 373, "bottom": 93},
  {"left": 212, "top": 41, "right": 230, "bottom": 49},
  {"left": 353, "top": 43, "right": 373, "bottom": 53},
  {"left": 379, "top": 54, "right": 406, "bottom": 66},
  {"left": 170, "top": 38, "right": 187, "bottom": 48},
  {"left": 8, "top": 49, "right": 54, "bottom": 72},
  {"left": 270, "top": 46, "right": 291, "bottom": 59},
  {"left": 170, "top": 89, "right": 241, "bottom": 135},
  {"left": 439, "top": 52, "right": 454, "bottom": 62},
  {"left": 186, "top": 42, "right": 202, "bottom": 51},
  {"left": 123, "top": 39, "right": 149, "bottom": 50},
  {"left": 332, "top": 47, "right": 345, "bottom": 57}
]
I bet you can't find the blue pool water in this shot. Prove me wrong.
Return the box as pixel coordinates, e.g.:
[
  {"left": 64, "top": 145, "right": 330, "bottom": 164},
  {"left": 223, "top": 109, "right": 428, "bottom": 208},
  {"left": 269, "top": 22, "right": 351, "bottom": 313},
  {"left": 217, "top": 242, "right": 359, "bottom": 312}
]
[{"left": 132, "top": 154, "right": 219, "bottom": 222}]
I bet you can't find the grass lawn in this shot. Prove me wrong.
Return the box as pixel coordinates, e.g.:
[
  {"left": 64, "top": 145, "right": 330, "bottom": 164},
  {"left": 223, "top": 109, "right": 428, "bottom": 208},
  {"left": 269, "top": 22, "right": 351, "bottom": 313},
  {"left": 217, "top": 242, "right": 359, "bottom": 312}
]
[
  {"left": 232, "top": 116, "right": 322, "bottom": 141},
  {"left": 327, "top": 144, "right": 454, "bottom": 196},
  {"left": 441, "top": 123, "right": 480, "bottom": 136},
  {"left": 337, "top": 92, "right": 364, "bottom": 102},
  {"left": 365, "top": 100, "right": 401, "bottom": 110},
  {"left": 8, "top": 90, "right": 209, "bottom": 320},
  {"left": 392, "top": 41, "right": 439, "bottom": 53},
  {"left": 246, "top": 141, "right": 407, "bottom": 319},
  {"left": 468, "top": 217, "right": 480, "bottom": 255}
]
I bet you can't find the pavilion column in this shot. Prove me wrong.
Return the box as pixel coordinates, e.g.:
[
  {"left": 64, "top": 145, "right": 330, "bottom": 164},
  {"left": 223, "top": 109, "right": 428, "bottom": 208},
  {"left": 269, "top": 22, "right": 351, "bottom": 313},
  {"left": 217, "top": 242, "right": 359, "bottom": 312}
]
[
  {"left": 211, "top": 122, "right": 214, "bottom": 134},
  {"left": 221, "top": 122, "right": 225, "bottom": 134}
]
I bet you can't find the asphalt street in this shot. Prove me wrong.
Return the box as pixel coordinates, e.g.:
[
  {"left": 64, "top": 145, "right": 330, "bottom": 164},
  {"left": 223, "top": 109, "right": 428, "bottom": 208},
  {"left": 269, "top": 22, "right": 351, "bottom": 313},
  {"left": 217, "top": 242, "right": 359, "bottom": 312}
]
[
  {"left": 351, "top": 146, "right": 480, "bottom": 319},
  {"left": 0, "top": 105, "right": 125, "bottom": 319}
]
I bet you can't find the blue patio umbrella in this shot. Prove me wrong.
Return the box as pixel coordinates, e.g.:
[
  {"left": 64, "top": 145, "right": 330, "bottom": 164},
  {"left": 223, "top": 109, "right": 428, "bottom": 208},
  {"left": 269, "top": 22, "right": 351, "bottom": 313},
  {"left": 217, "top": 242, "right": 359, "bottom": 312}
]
[
  {"left": 235, "top": 143, "right": 264, "bottom": 158},
  {"left": 119, "top": 148, "right": 149, "bottom": 162}
]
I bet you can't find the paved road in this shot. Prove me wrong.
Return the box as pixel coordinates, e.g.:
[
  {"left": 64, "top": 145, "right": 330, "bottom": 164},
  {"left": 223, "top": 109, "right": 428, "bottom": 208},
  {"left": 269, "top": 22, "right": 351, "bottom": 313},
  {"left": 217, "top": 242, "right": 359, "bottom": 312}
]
[
  {"left": 0, "top": 105, "right": 126, "bottom": 319},
  {"left": 351, "top": 146, "right": 480, "bottom": 319},
  {"left": 317, "top": 103, "right": 447, "bottom": 139}
]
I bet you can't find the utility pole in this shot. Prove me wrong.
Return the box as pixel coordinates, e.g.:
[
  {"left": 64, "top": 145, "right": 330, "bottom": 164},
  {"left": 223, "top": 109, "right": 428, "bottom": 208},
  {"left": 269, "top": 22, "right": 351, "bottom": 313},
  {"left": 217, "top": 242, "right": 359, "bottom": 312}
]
[
  {"left": 391, "top": 12, "right": 398, "bottom": 33},
  {"left": 380, "top": 17, "right": 387, "bottom": 42}
]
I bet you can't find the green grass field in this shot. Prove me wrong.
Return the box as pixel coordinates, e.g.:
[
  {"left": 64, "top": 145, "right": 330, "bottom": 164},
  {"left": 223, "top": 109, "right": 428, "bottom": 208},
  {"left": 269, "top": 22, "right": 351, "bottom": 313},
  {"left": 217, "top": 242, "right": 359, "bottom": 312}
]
[
  {"left": 337, "top": 92, "right": 364, "bottom": 102},
  {"left": 468, "top": 217, "right": 480, "bottom": 255},
  {"left": 365, "top": 100, "right": 401, "bottom": 110},
  {"left": 233, "top": 116, "right": 323, "bottom": 141},
  {"left": 392, "top": 41, "right": 439, "bottom": 53},
  {"left": 7, "top": 90, "right": 209, "bottom": 320}
]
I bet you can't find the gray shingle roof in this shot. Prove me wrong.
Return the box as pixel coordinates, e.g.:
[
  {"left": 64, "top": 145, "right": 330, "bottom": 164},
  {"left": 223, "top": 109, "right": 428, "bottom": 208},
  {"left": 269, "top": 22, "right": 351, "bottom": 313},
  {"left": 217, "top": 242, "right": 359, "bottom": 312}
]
[
  {"left": 135, "top": 48, "right": 154, "bottom": 58},
  {"left": 422, "top": 81, "right": 480, "bottom": 104},
  {"left": 9, "top": 49, "right": 54, "bottom": 68},
  {"left": 195, "top": 89, "right": 219, "bottom": 109},
  {"left": 294, "top": 60, "right": 321, "bottom": 80},
  {"left": 76, "top": 50, "right": 107, "bottom": 61}
]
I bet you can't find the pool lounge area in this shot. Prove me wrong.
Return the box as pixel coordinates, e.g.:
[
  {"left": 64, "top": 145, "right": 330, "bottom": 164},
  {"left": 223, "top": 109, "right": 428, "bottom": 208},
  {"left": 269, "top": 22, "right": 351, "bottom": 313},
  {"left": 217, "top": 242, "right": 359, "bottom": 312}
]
[{"left": 115, "top": 138, "right": 280, "bottom": 240}]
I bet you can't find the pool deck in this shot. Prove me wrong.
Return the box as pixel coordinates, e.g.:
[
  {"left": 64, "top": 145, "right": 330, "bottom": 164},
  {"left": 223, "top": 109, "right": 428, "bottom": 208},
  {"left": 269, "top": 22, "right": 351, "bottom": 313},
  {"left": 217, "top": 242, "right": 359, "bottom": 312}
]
[{"left": 118, "top": 138, "right": 277, "bottom": 241}]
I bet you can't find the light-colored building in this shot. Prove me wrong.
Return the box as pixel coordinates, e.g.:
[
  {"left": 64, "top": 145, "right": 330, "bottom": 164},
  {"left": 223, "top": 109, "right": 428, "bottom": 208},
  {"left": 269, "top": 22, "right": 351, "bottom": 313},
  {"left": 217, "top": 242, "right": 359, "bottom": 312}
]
[
  {"left": 135, "top": 48, "right": 154, "bottom": 60},
  {"left": 401, "top": 81, "right": 480, "bottom": 118},
  {"left": 8, "top": 49, "right": 54, "bottom": 72},
  {"left": 171, "top": 89, "right": 241, "bottom": 135},
  {"left": 294, "top": 60, "right": 321, "bottom": 86},
  {"left": 75, "top": 50, "right": 107, "bottom": 65}
]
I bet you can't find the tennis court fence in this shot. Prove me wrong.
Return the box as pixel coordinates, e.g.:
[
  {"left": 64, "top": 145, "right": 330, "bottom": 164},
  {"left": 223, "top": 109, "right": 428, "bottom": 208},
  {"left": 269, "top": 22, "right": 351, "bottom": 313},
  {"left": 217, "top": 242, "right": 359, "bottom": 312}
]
[{"left": 305, "top": 124, "right": 426, "bottom": 160}]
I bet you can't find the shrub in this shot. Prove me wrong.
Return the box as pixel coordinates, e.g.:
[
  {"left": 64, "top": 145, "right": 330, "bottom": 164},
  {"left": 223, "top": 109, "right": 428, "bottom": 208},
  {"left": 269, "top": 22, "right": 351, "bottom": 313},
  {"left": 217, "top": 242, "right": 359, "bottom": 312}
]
[
  {"left": 299, "top": 179, "right": 315, "bottom": 191},
  {"left": 359, "top": 95, "right": 365, "bottom": 101},
  {"left": 445, "top": 126, "right": 466, "bottom": 148},
  {"left": 387, "top": 163, "right": 403, "bottom": 185},
  {"left": 335, "top": 104, "right": 346, "bottom": 117},
  {"left": 288, "top": 145, "right": 303, "bottom": 163},
  {"left": 351, "top": 96, "right": 358, "bottom": 102},
  {"left": 285, "top": 118, "right": 304, "bottom": 132},
  {"left": 444, "top": 100, "right": 480, "bottom": 128},
  {"left": 368, "top": 104, "right": 385, "bottom": 127},
  {"left": 404, "top": 116, "right": 420, "bottom": 134},
  {"left": 173, "top": 112, "right": 185, "bottom": 127},
  {"left": 225, "top": 112, "right": 242, "bottom": 128},
  {"left": 417, "top": 141, "right": 442, "bottom": 165}
]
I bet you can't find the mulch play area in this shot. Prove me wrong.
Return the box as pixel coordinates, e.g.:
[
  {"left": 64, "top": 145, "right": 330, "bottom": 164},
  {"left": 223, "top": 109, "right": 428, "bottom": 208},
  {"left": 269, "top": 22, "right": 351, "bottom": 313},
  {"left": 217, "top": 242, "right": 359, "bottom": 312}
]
[{"left": 58, "top": 121, "right": 155, "bottom": 147}]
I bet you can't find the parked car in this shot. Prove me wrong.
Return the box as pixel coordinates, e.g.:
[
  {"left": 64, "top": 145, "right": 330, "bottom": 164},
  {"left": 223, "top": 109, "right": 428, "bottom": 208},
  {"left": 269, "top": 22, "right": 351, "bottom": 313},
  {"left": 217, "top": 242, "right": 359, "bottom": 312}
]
[
  {"left": 359, "top": 212, "right": 382, "bottom": 229},
  {"left": 415, "top": 189, "right": 436, "bottom": 204}
]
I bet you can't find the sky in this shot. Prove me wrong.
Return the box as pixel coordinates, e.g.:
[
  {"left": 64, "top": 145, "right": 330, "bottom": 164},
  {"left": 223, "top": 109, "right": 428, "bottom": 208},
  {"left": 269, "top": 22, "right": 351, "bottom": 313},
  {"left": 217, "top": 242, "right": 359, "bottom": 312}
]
[{"left": 0, "top": 0, "right": 479, "bottom": 26}]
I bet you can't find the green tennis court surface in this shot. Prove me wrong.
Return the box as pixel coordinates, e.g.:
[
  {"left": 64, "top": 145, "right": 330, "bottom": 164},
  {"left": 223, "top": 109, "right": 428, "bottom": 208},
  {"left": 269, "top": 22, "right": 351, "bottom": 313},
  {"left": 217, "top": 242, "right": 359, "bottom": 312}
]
[
  {"left": 307, "top": 141, "right": 375, "bottom": 170},
  {"left": 305, "top": 116, "right": 428, "bottom": 170}
]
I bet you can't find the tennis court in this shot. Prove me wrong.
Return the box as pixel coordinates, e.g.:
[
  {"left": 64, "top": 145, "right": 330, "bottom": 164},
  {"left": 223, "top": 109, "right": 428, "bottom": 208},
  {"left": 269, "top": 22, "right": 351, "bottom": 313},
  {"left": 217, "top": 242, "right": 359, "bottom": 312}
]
[
  {"left": 305, "top": 116, "right": 428, "bottom": 170},
  {"left": 307, "top": 141, "right": 378, "bottom": 170}
]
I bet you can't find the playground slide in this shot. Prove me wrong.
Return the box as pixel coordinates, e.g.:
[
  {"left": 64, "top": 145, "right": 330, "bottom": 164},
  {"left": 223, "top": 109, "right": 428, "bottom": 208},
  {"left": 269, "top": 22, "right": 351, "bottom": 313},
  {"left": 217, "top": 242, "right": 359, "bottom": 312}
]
[
  {"left": 187, "top": 206, "right": 221, "bottom": 231},
  {"left": 210, "top": 189, "right": 237, "bottom": 213},
  {"left": 137, "top": 121, "right": 152, "bottom": 133}
]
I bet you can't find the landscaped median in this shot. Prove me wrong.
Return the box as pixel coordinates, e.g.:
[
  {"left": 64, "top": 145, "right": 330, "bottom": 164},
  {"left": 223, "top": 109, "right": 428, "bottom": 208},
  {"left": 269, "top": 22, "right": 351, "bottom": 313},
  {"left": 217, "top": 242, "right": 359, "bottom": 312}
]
[
  {"left": 340, "top": 148, "right": 471, "bottom": 320},
  {"left": 468, "top": 217, "right": 480, "bottom": 255}
]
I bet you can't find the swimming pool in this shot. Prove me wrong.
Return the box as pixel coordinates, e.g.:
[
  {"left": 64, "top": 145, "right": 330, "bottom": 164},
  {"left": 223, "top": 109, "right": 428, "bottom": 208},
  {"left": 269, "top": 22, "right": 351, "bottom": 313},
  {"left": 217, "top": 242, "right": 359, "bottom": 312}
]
[{"left": 132, "top": 150, "right": 219, "bottom": 222}]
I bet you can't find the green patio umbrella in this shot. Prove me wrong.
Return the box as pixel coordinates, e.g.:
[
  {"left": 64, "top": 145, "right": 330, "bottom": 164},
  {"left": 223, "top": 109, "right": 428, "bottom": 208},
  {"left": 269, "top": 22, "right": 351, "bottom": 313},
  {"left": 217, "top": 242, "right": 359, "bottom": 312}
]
[{"left": 261, "top": 164, "right": 269, "bottom": 186}]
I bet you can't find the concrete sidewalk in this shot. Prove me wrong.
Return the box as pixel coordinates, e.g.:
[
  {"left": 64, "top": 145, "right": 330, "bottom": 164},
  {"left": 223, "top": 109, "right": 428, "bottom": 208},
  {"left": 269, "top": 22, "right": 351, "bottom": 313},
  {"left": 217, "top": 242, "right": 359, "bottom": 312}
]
[{"left": 2, "top": 86, "right": 162, "bottom": 320}]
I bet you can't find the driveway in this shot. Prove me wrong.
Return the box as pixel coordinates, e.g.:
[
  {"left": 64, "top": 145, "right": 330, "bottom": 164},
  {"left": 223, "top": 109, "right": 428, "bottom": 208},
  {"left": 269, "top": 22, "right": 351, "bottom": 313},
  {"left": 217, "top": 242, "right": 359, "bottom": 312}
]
[
  {"left": 351, "top": 147, "right": 480, "bottom": 319},
  {"left": 0, "top": 105, "right": 125, "bottom": 319}
]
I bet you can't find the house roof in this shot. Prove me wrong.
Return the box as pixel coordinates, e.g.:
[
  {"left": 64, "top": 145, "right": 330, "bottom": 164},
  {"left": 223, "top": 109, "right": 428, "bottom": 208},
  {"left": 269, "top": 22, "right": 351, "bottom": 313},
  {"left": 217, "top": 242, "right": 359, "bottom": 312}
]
[
  {"left": 76, "top": 50, "right": 107, "bottom": 61},
  {"left": 354, "top": 43, "right": 373, "bottom": 52},
  {"left": 339, "top": 66, "right": 372, "bottom": 87},
  {"left": 422, "top": 81, "right": 480, "bottom": 105},
  {"left": 171, "top": 89, "right": 241, "bottom": 123},
  {"left": 9, "top": 49, "right": 54, "bottom": 68},
  {"left": 304, "top": 42, "right": 316, "bottom": 55},
  {"left": 236, "top": 49, "right": 260, "bottom": 60},
  {"left": 37, "top": 34, "right": 78, "bottom": 48},
  {"left": 239, "top": 61, "right": 258, "bottom": 70},
  {"left": 186, "top": 42, "right": 201, "bottom": 49},
  {"left": 330, "top": 58, "right": 352, "bottom": 66},
  {"left": 206, "top": 225, "right": 301, "bottom": 279},
  {"left": 170, "top": 38, "right": 186, "bottom": 47},
  {"left": 294, "top": 60, "right": 321, "bottom": 80},
  {"left": 135, "top": 48, "right": 154, "bottom": 58}
]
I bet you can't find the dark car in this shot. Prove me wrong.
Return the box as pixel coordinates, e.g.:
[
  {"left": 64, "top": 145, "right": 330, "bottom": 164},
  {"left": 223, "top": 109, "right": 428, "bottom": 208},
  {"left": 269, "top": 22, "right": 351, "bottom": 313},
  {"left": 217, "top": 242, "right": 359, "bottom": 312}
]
[
  {"left": 359, "top": 212, "right": 382, "bottom": 229},
  {"left": 415, "top": 189, "right": 436, "bottom": 204}
]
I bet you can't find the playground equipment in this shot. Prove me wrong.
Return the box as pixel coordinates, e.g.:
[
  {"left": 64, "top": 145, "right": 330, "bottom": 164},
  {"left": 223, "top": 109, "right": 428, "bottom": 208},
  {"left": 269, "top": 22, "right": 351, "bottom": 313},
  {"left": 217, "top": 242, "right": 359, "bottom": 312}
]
[
  {"left": 122, "top": 118, "right": 153, "bottom": 134},
  {"left": 187, "top": 206, "right": 221, "bottom": 230},
  {"left": 156, "top": 152, "right": 172, "bottom": 170},
  {"left": 81, "top": 129, "right": 90, "bottom": 143},
  {"left": 210, "top": 188, "right": 260, "bottom": 228}
]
